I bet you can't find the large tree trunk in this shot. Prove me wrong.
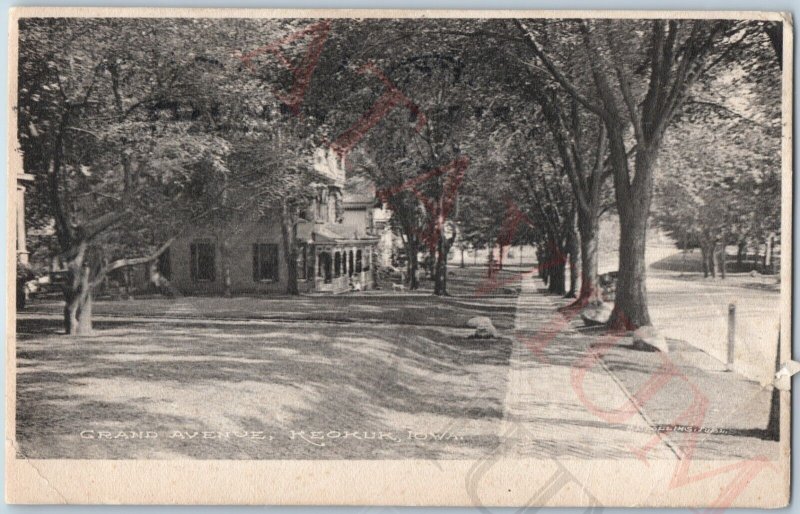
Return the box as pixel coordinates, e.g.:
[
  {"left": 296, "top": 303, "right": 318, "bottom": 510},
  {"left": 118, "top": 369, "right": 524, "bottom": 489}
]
[
  {"left": 404, "top": 242, "right": 412, "bottom": 283},
  {"left": 548, "top": 259, "right": 566, "bottom": 295},
  {"left": 736, "top": 241, "right": 747, "bottom": 266},
  {"left": 576, "top": 213, "right": 602, "bottom": 305},
  {"left": 609, "top": 202, "right": 651, "bottom": 329},
  {"left": 701, "top": 244, "right": 710, "bottom": 278},
  {"left": 567, "top": 251, "right": 578, "bottom": 298},
  {"left": 765, "top": 233, "right": 775, "bottom": 274},
  {"left": 285, "top": 246, "right": 299, "bottom": 295},
  {"left": 220, "top": 237, "right": 232, "bottom": 297},
  {"left": 280, "top": 202, "right": 300, "bottom": 296},
  {"left": 123, "top": 268, "right": 132, "bottom": 299},
  {"left": 406, "top": 238, "right": 419, "bottom": 290},
  {"left": 63, "top": 265, "right": 93, "bottom": 335},
  {"left": 487, "top": 247, "right": 494, "bottom": 278},
  {"left": 543, "top": 239, "right": 567, "bottom": 295},
  {"left": 700, "top": 239, "right": 717, "bottom": 278},
  {"left": 64, "top": 292, "right": 93, "bottom": 335},
  {"left": 719, "top": 244, "right": 727, "bottom": 279},
  {"left": 565, "top": 213, "right": 580, "bottom": 299},
  {"left": 408, "top": 252, "right": 419, "bottom": 290},
  {"left": 755, "top": 241, "right": 763, "bottom": 272},
  {"left": 536, "top": 246, "right": 546, "bottom": 282},
  {"left": 433, "top": 233, "right": 453, "bottom": 296},
  {"left": 433, "top": 250, "right": 448, "bottom": 295},
  {"left": 607, "top": 134, "right": 658, "bottom": 330},
  {"left": 498, "top": 244, "right": 505, "bottom": 271},
  {"left": 707, "top": 242, "right": 717, "bottom": 278}
]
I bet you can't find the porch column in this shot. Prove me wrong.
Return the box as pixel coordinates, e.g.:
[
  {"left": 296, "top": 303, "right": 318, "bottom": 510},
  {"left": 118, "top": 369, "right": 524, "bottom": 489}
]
[{"left": 16, "top": 173, "right": 33, "bottom": 266}]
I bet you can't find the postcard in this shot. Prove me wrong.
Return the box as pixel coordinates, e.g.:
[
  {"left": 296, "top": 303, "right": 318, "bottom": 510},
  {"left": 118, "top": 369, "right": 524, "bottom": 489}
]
[{"left": 6, "top": 7, "right": 792, "bottom": 506}]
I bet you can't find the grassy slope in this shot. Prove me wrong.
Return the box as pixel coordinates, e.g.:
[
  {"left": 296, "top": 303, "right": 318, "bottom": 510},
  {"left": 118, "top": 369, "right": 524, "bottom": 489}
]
[
  {"left": 16, "top": 267, "right": 522, "bottom": 459},
  {"left": 16, "top": 321, "right": 513, "bottom": 459}
]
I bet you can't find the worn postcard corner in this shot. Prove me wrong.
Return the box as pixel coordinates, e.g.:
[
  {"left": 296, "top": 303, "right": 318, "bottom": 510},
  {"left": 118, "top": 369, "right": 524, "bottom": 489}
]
[{"left": 5, "top": 6, "right": 792, "bottom": 507}]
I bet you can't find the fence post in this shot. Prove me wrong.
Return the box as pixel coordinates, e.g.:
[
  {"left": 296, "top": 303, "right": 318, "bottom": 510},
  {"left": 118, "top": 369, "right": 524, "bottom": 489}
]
[{"left": 726, "top": 303, "right": 736, "bottom": 371}]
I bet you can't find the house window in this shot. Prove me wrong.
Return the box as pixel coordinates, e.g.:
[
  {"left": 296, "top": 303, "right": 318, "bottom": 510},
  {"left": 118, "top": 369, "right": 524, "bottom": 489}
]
[
  {"left": 334, "top": 252, "right": 341, "bottom": 277},
  {"left": 253, "top": 243, "right": 279, "bottom": 282},
  {"left": 348, "top": 250, "right": 354, "bottom": 277},
  {"left": 306, "top": 246, "right": 315, "bottom": 281},
  {"left": 190, "top": 241, "right": 215, "bottom": 282},
  {"left": 356, "top": 250, "right": 362, "bottom": 273},
  {"left": 157, "top": 248, "right": 171, "bottom": 280},
  {"left": 319, "top": 251, "right": 332, "bottom": 283}
]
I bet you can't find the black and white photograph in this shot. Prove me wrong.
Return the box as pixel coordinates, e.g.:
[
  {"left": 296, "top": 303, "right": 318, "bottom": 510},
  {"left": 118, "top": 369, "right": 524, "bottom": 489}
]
[{"left": 6, "top": 8, "right": 791, "bottom": 507}]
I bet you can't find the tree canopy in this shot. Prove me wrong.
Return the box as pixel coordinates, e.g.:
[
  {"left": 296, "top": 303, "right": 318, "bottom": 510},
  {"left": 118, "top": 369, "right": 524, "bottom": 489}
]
[{"left": 16, "top": 16, "right": 783, "bottom": 333}]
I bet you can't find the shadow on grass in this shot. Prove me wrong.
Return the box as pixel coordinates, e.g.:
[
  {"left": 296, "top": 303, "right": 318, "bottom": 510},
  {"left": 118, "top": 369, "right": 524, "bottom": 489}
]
[
  {"left": 21, "top": 290, "right": 520, "bottom": 330},
  {"left": 15, "top": 318, "right": 513, "bottom": 459}
]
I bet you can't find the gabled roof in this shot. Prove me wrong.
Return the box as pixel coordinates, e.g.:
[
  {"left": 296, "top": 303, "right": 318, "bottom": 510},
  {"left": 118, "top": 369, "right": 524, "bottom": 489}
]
[
  {"left": 343, "top": 175, "right": 378, "bottom": 207},
  {"left": 297, "top": 221, "right": 379, "bottom": 245}
]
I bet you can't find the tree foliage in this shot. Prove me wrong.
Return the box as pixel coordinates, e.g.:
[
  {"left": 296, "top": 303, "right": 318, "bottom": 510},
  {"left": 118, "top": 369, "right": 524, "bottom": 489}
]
[{"left": 16, "top": 16, "right": 782, "bottom": 334}]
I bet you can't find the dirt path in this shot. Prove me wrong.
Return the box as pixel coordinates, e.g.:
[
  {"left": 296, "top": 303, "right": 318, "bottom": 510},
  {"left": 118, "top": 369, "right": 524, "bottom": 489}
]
[{"left": 600, "top": 243, "right": 780, "bottom": 383}]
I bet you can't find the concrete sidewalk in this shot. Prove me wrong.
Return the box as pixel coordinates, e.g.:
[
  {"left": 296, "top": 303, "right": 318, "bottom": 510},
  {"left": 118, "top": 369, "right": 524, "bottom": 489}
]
[{"left": 502, "top": 276, "right": 678, "bottom": 459}]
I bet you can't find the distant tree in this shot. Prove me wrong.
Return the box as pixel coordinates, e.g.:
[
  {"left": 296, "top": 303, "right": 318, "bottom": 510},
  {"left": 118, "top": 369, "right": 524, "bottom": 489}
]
[
  {"left": 654, "top": 103, "right": 781, "bottom": 278},
  {"left": 517, "top": 18, "right": 777, "bottom": 328},
  {"left": 311, "top": 22, "right": 504, "bottom": 295},
  {"left": 533, "top": 87, "right": 615, "bottom": 304}
]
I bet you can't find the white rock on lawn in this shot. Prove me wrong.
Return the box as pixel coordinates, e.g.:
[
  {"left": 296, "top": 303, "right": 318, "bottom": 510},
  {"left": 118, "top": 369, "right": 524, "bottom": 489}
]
[
  {"left": 466, "top": 316, "right": 492, "bottom": 328},
  {"left": 467, "top": 316, "right": 498, "bottom": 339},
  {"left": 580, "top": 302, "right": 613, "bottom": 326},
  {"left": 632, "top": 325, "right": 669, "bottom": 353}
]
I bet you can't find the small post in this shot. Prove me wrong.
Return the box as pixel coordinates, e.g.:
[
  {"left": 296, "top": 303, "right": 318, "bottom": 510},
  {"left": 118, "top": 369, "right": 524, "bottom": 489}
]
[{"left": 727, "top": 303, "right": 736, "bottom": 371}]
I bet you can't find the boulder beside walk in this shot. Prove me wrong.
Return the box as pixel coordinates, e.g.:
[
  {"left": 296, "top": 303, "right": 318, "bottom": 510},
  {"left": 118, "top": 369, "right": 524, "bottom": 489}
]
[
  {"left": 632, "top": 325, "right": 669, "bottom": 353},
  {"left": 580, "top": 302, "right": 613, "bottom": 326}
]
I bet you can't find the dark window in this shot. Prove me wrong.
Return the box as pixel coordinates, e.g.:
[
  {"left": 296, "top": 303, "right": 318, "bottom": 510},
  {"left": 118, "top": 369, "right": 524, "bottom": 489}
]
[
  {"left": 348, "top": 251, "right": 354, "bottom": 277},
  {"left": 356, "top": 250, "right": 362, "bottom": 273},
  {"left": 334, "top": 252, "right": 341, "bottom": 277},
  {"left": 319, "top": 252, "right": 332, "bottom": 283},
  {"left": 253, "top": 243, "right": 279, "bottom": 282},
  {"left": 190, "top": 241, "right": 215, "bottom": 282},
  {"left": 158, "top": 248, "right": 171, "bottom": 280},
  {"left": 306, "top": 246, "right": 315, "bottom": 281}
]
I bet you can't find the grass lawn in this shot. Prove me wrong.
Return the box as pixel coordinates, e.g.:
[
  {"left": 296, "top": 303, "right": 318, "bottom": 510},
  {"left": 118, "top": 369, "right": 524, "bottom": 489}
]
[
  {"left": 377, "top": 266, "right": 525, "bottom": 297},
  {"left": 16, "top": 276, "right": 518, "bottom": 459},
  {"left": 595, "top": 332, "right": 780, "bottom": 460},
  {"left": 23, "top": 267, "right": 522, "bottom": 331}
]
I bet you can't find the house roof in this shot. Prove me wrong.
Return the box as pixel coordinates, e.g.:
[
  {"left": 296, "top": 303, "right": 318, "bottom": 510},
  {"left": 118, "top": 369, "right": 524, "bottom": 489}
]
[
  {"left": 297, "top": 221, "right": 379, "bottom": 245},
  {"left": 343, "top": 175, "right": 378, "bottom": 207}
]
